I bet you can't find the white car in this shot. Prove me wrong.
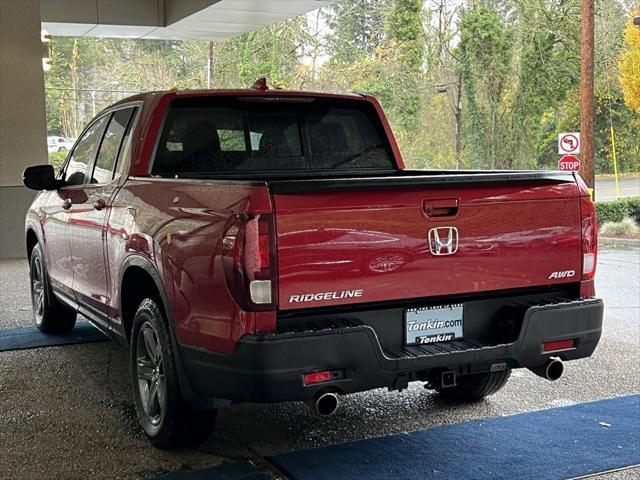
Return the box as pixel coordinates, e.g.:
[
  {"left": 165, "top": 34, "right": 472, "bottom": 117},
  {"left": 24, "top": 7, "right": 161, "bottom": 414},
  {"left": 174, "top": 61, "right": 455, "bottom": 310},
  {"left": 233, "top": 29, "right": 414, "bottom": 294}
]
[{"left": 47, "top": 136, "right": 75, "bottom": 153}]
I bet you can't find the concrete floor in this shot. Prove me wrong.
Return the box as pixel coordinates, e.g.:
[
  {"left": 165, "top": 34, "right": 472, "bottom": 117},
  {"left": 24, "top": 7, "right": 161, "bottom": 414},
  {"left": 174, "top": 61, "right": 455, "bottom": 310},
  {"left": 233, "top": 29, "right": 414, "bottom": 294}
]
[{"left": 0, "top": 246, "right": 638, "bottom": 479}]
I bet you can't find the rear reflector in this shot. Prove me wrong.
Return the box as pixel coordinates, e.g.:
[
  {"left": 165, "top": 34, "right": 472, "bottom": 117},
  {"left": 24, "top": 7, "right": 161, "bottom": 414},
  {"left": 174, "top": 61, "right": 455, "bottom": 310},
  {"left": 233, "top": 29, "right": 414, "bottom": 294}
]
[
  {"left": 543, "top": 339, "right": 575, "bottom": 353},
  {"left": 303, "top": 370, "right": 332, "bottom": 386},
  {"left": 249, "top": 280, "right": 272, "bottom": 304},
  {"left": 583, "top": 253, "right": 595, "bottom": 277}
]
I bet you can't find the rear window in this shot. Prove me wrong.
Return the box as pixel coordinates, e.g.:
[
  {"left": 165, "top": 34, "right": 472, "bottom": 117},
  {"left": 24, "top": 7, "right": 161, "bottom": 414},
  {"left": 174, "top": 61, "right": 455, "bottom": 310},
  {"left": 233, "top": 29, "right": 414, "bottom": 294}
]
[{"left": 151, "top": 97, "right": 395, "bottom": 176}]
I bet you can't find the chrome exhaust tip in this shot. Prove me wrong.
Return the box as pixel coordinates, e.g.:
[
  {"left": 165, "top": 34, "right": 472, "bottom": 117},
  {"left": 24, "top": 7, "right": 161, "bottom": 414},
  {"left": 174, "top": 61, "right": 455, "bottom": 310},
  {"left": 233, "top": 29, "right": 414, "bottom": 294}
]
[
  {"left": 310, "top": 392, "right": 339, "bottom": 417},
  {"left": 530, "top": 358, "right": 564, "bottom": 381}
]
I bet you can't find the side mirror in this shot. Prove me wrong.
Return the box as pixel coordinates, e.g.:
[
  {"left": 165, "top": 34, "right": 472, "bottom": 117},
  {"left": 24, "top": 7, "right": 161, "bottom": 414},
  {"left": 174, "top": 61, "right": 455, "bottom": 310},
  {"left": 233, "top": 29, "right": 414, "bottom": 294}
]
[{"left": 23, "top": 165, "right": 60, "bottom": 191}]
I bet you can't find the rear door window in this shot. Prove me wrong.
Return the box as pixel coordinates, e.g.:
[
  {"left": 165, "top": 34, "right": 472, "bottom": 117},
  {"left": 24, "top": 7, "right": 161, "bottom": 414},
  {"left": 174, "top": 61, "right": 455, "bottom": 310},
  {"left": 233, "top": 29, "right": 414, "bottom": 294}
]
[{"left": 91, "top": 107, "right": 136, "bottom": 184}]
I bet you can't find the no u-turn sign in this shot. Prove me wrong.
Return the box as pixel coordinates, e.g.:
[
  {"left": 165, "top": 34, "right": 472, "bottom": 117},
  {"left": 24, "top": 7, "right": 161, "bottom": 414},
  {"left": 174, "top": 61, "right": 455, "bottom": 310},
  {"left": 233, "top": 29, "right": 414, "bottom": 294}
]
[{"left": 558, "top": 132, "right": 581, "bottom": 155}]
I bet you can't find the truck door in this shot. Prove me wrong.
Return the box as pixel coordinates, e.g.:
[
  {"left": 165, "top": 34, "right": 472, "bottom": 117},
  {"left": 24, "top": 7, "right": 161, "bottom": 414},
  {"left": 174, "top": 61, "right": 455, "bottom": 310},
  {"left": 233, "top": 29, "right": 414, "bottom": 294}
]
[
  {"left": 68, "top": 107, "right": 136, "bottom": 327},
  {"left": 42, "top": 115, "right": 109, "bottom": 298}
]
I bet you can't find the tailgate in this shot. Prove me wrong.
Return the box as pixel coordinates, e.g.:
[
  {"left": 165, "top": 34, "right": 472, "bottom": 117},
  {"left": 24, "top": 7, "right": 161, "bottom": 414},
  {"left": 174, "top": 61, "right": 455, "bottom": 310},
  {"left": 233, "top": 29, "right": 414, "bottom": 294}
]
[{"left": 272, "top": 179, "right": 582, "bottom": 310}]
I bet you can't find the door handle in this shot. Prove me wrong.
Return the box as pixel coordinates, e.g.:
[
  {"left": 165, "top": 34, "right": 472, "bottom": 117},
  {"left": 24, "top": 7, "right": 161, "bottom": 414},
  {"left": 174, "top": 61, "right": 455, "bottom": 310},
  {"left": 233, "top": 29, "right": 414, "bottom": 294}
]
[
  {"left": 62, "top": 198, "right": 72, "bottom": 210},
  {"left": 93, "top": 198, "right": 106, "bottom": 211},
  {"left": 423, "top": 198, "right": 459, "bottom": 218}
]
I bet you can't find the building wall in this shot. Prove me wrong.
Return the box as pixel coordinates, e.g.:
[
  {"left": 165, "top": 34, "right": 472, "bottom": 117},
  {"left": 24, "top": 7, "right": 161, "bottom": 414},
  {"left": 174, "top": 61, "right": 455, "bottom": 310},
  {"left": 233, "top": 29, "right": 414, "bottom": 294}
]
[{"left": 0, "top": 0, "right": 45, "bottom": 259}]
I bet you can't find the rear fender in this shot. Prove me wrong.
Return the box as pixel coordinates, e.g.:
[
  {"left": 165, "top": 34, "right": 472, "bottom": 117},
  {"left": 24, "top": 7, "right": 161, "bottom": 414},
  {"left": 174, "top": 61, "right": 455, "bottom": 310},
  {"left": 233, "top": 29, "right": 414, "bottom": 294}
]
[{"left": 119, "top": 255, "right": 212, "bottom": 408}]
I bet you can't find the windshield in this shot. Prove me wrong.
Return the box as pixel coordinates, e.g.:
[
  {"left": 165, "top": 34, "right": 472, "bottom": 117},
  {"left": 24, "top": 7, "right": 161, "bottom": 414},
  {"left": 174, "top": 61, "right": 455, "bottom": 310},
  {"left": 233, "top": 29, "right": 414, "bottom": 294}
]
[{"left": 151, "top": 97, "right": 396, "bottom": 177}]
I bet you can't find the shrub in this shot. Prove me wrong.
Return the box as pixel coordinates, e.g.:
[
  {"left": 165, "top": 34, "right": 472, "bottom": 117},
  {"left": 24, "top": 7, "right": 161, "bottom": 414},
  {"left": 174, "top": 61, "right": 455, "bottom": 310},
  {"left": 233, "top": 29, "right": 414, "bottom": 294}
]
[
  {"left": 596, "top": 197, "right": 640, "bottom": 225},
  {"left": 599, "top": 217, "right": 640, "bottom": 238},
  {"left": 48, "top": 151, "right": 67, "bottom": 174}
]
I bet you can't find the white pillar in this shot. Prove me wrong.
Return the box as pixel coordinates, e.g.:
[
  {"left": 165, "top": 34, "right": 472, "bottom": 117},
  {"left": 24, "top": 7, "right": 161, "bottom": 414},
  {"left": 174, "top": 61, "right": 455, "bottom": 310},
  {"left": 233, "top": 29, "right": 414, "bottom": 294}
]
[{"left": 0, "top": 0, "right": 47, "bottom": 259}]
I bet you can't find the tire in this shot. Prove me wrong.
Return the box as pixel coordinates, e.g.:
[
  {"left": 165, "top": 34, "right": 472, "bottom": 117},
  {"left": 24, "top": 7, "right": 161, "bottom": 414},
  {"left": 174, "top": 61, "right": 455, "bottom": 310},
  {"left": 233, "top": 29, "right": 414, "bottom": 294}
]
[
  {"left": 29, "top": 243, "right": 77, "bottom": 334},
  {"left": 437, "top": 369, "right": 511, "bottom": 402},
  {"left": 130, "top": 298, "right": 216, "bottom": 449}
]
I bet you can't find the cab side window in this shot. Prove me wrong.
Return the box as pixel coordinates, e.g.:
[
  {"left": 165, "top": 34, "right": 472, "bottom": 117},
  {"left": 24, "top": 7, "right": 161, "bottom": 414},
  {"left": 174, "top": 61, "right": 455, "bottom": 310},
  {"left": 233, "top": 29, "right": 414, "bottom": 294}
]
[
  {"left": 65, "top": 116, "right": 108, "bottom": 186},
  {"left": 91, "top": 107, "right": 136, "bottom": 184}
]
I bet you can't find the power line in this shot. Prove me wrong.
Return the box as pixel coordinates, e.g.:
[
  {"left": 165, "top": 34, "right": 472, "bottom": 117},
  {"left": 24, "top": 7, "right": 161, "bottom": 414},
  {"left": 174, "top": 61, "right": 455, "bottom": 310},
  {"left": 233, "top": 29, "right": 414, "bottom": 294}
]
[{"left": 44, "top": 87, "right": 143, "bottom": 94}]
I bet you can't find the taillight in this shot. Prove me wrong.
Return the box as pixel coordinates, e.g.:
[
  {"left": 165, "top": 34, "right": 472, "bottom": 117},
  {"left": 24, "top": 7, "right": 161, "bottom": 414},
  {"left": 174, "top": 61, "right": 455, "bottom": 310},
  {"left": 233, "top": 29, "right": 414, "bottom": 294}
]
[
  {"left": 222, "top": 213, "right": 276, "bottom": 310},
  {"left": 580, "top": 196, "right": 597, "bottom": 280}
]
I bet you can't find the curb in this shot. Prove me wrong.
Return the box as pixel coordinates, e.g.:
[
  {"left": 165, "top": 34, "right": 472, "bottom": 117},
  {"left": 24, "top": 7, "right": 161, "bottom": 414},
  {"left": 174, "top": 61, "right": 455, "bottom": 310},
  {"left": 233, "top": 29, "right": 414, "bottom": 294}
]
[{"left": 599, "top": 237, "right": 640, "bottom": 247}]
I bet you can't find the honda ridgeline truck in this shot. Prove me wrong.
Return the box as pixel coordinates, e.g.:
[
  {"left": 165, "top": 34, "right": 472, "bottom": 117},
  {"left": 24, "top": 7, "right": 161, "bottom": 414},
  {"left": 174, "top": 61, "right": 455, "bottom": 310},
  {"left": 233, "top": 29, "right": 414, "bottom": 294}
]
[{"left": 23, "top": 83, "right": 603, "bottom": 448}]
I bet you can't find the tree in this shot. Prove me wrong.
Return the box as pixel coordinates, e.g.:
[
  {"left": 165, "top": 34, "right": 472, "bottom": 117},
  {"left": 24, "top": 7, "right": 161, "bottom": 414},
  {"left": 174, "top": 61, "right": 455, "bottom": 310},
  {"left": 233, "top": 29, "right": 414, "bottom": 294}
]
[
  {"left": 459, "top": 5, "right": 513, "bottom": 168},
  {"left": 325, "top": 0, "right": 387, "bottom": 63},
  {"left": 225, "top": 18, "right": 308, "bottom": 89},
  {"left": 41, "top": 0, "right": 637, "bottom": 174},
  {"left": 384, "top": 0, "right": 424, "bottom": 134},
  {"left": 509, "top": 0, "right": 581, "bottom": 168},
  {"left": 619, "top": 5, "right": 640, "bottom": 112}
]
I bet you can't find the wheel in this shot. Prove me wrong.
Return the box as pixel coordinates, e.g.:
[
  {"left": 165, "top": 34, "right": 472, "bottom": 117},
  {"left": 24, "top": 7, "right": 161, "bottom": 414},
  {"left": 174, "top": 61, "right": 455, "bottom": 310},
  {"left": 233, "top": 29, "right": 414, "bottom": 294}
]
[
  {"left": 58, "top": 146, "right": 67, "bottom": 152},
  {"left": 130, "top": 298, "right": 216, "bottom": 449},
  {"left": 437, "top": 369, "right": 511, "bottom": 402},
  {"left": 29, "top": 243, "right": 77, "bottom": 334}
]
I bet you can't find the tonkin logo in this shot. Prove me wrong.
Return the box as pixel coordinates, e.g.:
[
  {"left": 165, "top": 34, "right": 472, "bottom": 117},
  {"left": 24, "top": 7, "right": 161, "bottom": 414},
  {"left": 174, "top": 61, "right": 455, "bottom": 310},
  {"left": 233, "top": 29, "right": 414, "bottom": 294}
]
[
  {"left": 428, "top": 227, "right": 459, "bottom": 256},
  {"left": 548, "top": 270, "right": 576, "bottom": 279}
]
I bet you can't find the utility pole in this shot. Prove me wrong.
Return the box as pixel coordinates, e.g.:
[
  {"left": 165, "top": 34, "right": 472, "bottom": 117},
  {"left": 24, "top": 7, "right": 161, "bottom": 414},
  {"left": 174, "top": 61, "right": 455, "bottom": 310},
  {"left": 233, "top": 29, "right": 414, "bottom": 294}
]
[
  {"left": 454, "top": 73, "right": 462, "bottom": 170},
  {"left": 207, "top": 41, "right": 214, "bottom": 88},
  {"left": 580, "top": 0, "right": 595, "bottom": 199}
]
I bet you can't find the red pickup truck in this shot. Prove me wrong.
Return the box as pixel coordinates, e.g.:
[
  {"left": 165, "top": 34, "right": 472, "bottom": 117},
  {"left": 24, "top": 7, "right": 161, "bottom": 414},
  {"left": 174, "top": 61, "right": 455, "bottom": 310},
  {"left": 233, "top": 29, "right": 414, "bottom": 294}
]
[{"left": 23, "top": 84, "right": 603, "bottom": 448}]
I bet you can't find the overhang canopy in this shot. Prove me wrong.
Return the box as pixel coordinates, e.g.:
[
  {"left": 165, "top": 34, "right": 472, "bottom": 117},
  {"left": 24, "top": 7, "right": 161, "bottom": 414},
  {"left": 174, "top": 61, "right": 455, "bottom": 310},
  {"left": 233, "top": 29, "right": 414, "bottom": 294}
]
[{"left": 41, "top": 0, "right": 333, "bottom": 40}]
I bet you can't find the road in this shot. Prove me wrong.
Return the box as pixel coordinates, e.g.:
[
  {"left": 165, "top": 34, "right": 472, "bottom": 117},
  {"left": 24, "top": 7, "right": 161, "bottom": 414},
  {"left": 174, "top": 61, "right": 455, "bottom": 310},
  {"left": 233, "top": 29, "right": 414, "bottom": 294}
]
[
  {"left": 595, "top": 177, "right": 640, "bottom": 201},
  {"left": 0, "top": 246, "right": 639, "bottom": 479}
]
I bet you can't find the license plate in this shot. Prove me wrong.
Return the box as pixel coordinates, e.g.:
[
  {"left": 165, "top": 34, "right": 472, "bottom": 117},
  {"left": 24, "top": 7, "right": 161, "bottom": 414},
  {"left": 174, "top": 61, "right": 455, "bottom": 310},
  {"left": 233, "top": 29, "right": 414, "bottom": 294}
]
[{"left": 405, "top": 304, "right": 464, "bottom": 345}]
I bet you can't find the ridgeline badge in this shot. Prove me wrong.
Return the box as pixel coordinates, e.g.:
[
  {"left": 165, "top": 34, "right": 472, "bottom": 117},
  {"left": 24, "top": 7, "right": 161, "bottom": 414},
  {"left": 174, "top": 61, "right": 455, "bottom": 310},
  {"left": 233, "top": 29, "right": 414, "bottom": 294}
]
[{"left": 289, "top": 289, "right": 364, "bottom": 304}]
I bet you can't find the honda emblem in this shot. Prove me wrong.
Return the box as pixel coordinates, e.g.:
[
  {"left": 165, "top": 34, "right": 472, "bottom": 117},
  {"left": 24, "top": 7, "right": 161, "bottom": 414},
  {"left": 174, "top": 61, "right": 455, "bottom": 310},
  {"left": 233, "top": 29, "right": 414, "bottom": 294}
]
[{"left": 428, "top": 227, "right": 459, "bottom": 256}]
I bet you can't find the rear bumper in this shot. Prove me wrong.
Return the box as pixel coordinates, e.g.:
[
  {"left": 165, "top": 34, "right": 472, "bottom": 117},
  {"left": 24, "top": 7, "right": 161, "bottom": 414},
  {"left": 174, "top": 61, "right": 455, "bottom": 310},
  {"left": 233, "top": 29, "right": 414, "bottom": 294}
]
[{"left": 179, "top": 297, "right": 603, "bottom": 404}]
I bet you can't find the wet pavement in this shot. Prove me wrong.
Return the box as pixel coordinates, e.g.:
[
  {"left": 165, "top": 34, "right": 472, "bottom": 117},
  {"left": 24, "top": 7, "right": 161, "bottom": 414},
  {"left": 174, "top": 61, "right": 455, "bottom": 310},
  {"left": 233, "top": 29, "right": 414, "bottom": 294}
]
[
  {"left": 595, "top": 177, "right": 640, "bottom": 202},
  {"left": 0, "top": 246, "right": 638, "bottom": 479}
]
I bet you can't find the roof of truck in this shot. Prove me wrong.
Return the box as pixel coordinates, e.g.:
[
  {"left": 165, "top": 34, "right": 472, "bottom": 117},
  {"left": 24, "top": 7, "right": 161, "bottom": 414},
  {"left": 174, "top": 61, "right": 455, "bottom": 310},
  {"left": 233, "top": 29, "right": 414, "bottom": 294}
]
[{"left": 110, "top": 87, "right": 365, "bottom": 109}]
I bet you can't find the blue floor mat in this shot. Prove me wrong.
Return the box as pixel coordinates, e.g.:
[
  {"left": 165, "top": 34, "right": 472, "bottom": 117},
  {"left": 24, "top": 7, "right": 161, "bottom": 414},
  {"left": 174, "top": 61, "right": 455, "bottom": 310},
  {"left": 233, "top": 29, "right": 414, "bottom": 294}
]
[
  {"left": 270, "top": 394, "right": 640, "bottom": 480},
  {"left": 0, "top": 320, "right": 108, "bottom": 352},
  {"left": 154, "top": 461, "right": 269, "bottom": 480}
]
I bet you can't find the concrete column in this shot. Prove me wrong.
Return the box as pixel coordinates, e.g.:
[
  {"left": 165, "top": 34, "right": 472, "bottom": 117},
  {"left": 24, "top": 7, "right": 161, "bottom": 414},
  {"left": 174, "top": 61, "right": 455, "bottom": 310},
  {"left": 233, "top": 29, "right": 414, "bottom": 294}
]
[{"left": 0, "top": 0, "right": 46, "bottom": 259}]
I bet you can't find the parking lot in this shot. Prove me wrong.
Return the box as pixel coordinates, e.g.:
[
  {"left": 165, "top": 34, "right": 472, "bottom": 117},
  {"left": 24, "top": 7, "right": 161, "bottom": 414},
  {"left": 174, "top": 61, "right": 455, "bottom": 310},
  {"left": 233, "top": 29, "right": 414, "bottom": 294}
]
[{"left": 0, "top": 246, "right": 638, "bottom": 480}]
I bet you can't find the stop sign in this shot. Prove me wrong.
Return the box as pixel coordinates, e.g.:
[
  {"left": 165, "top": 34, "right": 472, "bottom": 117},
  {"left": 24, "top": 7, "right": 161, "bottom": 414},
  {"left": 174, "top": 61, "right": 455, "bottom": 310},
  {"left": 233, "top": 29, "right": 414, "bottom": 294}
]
[{"left": 558, "top": 155, "right": 581, "bottom": 172}]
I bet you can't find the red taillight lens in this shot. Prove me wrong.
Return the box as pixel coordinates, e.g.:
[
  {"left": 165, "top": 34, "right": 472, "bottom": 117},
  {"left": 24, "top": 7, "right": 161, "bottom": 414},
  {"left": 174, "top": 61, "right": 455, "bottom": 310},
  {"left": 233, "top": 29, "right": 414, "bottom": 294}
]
[
  {"left": 258, "top": 223, "right": 271, "bottom": 270},
  {"left": 222, "top": 214, "right": 275, "bottom": 310},
  {"left": 580, "top": 196, "right": 597, "bottom": 280},
  {"left": 543, "top": 339, "right": 575, "bottom": 353},
  {"left": 303, "top": 370, "right": 332, "bottom": 386}
]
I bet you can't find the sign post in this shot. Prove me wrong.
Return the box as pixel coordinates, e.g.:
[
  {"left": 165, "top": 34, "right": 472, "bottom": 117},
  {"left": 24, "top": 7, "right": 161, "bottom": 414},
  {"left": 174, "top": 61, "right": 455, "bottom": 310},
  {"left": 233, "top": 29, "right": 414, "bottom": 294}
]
[
  {"left": 580, "top": 0, "right": 595, "bottom": 199},
  {"left": 558, "top": 132, "right": 589, "bottom": 196}
]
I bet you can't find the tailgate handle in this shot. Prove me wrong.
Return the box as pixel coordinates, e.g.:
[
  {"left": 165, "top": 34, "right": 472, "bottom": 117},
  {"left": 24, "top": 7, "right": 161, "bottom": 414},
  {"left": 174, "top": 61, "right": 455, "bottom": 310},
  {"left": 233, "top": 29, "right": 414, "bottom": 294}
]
[{"left": 423, "top": 198, "right": 459, "bottom": 218}]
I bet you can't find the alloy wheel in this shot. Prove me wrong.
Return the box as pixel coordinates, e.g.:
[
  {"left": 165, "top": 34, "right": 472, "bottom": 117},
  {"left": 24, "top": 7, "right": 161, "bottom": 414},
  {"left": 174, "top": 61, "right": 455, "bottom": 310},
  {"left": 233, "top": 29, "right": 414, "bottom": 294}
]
[
  {"left": 136, "top": 322, "right": 166, "bottom": 427},
  {"left": 31, "top": 256, "right": 45, "bottom": 326}
]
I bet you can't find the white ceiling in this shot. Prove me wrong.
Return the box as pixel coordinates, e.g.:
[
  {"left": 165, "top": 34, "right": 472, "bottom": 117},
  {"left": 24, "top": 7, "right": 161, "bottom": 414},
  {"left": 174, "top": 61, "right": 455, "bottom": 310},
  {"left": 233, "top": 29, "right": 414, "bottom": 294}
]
[{"left": 42, "top": 0, "right": 334, "bottom": 40}]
